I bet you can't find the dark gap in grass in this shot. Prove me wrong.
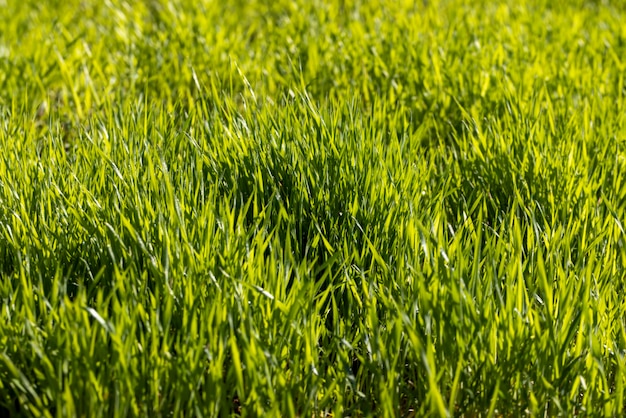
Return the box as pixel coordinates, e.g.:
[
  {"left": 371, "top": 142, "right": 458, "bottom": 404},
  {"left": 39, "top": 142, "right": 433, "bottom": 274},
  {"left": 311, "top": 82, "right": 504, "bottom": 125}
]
[
  {"left": 0, "top": 390, "right": 20, "bottom": 417},
  {"left": 0, "top": 244, "right": 16, "bottom": 277}
]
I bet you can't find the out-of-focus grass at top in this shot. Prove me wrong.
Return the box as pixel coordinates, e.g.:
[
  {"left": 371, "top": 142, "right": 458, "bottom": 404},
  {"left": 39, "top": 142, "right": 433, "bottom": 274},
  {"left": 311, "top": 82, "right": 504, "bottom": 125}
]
[{"left": 1, "top": 0, "right": 626, "bottom": 416}]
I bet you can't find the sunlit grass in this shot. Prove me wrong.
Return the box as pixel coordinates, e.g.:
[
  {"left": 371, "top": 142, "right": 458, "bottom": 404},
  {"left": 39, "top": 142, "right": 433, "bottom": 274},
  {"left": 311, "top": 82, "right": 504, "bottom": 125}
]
[{"left": 1, "top": 0, "right": 626, "bottom": 416}]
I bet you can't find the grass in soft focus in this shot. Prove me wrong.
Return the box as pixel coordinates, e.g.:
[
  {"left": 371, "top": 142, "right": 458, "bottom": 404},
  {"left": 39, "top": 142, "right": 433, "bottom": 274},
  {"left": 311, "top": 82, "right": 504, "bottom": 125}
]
[{"left": 2, "top": 0, "right": 626, "bottom": 416}]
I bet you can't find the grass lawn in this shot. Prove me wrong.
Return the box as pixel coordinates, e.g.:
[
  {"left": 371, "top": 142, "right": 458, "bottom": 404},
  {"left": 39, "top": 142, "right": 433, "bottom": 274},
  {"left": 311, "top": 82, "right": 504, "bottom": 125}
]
[{"left": 2, "top": 0, "right": 626, "bottom": 416}]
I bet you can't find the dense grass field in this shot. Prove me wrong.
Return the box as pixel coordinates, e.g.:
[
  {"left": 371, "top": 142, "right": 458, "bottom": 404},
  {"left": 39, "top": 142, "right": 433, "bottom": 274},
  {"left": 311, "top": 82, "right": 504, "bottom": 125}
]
[{"left": 2, "top": 0, "right": 626, "bottom": 416}]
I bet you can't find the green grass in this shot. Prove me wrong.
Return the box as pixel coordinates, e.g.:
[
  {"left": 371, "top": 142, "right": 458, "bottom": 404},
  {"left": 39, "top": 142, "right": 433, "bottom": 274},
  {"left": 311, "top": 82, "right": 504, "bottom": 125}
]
[{"left": 1, "top": 0, "right": 626, "bottom": 416}]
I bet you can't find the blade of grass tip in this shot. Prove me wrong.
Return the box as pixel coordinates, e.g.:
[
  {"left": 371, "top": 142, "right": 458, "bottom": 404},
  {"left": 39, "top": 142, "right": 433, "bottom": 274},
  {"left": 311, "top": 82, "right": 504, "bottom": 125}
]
[
  {"left": 85, "top": 306, "right": 114, "bottom": 334},
  {"left": 233, "top": 61, "right": 257, "bottom": 106},
  {"left": 486, "top": 379, "right": 500, "bottom": 418},
  {"left": 191, "top": 66, "right": 207, "bottom": 102},
  {"left": 54, "top": 48, "right": 84, "bottom": 120},
  {"left": 61, "top": 383, "right": 76, "bottom": 418},
  {"left": 229, "top": 335, "right": 245, "bottom": 396},
  {"left": 447, "top": 355, "right": 464, "bottom": 414},
  {"left": 248, "top": 282, "right": 288, "bottom": 314},
  {"left": 313, "top": 221, "right": 334, "bottom": 256},
  {"left": 422, "top": 344, "right": 448, "bottom": 417}
]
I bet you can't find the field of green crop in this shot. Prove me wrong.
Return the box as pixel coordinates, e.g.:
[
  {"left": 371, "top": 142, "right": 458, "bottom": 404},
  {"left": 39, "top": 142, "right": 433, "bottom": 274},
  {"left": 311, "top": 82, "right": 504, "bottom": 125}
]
[{"left": 2, "top": 0, "right": 626, "bottom": 416}]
